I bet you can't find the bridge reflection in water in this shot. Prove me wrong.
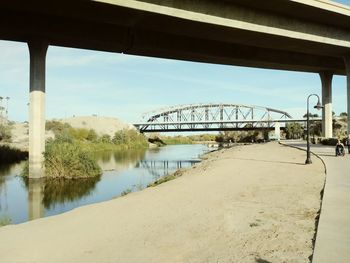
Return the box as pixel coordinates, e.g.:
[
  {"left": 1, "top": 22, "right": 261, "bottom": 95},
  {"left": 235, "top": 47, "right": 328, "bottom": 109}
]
[
  {"left": 22, "top": 159, "right": 199, "bottom": 221},
  {"left": 137, "top": 160, "right": 200, "bottom": 180}
]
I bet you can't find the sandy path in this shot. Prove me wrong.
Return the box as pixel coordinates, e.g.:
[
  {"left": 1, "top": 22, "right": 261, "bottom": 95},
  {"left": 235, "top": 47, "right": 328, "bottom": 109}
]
[{"left": 0, "top": 142, "right": 325, "bottom": 263}]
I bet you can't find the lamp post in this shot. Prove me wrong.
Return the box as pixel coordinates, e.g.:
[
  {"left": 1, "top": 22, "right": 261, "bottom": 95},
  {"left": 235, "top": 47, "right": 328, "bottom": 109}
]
[{"left": 305, "top": 94, "right": 323, "bottom": 164}]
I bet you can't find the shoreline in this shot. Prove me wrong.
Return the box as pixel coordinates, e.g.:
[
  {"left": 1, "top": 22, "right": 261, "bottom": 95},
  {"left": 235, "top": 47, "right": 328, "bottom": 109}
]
[{"left": 0, "top": 142, "right": 325, "bottom": 263}]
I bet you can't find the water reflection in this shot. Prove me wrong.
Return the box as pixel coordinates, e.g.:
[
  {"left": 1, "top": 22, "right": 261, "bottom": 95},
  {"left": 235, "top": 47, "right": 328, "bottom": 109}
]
[
  {"left": 0, "top": 145, "right": 212, "bottom": 224},
  {"left": 0, "top": 164, "right": 12, "bottom": 181},
  {"left": 27, "top": 179, "right": 44, "bottom": 220},
  {"left": 23, "top": 176, "right": 101, "bottom": 216},
  {"left": 96, "top": 149, "right": 146, "bottom": 172},
  {"left": 137, "top": 160, "right": 200, "bottom": 180}
]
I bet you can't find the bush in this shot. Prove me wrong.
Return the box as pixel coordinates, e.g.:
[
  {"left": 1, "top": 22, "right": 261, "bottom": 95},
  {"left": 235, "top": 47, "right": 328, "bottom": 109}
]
[
  {"left": 112, "top": 129, "right": 148, "bottom": 148},
  {"left": 86, "top": 129, "right": 98, "bottom": 142},
  {"left": 20, "top": 138, "right": 102, "bottom": 179},
  {"left": 285, "top": 123, "right": 304, "bottom": 139},
  {"left": 43, "top": 140, "right": 102, "bottom": 178},
  {"left": 99, "top": 134, "right": 112, "bottom": 144},
  {"left": 66, "top": 128, "right": 90, "bottom": 141},
  {"left": 162, "top": 135, "right": 193, "bottom": 145},
  {"left": 215, "top": 130, "right": 262, "bottom": 143},
  {"left": 46, "top": 121, "right": 71, "bottom": 135},
  {"left": 320, "top": 138, "right": 340, "bottom": 146},
  {"left": 0, "top": 124, "right": 12, "bottom": 142}
]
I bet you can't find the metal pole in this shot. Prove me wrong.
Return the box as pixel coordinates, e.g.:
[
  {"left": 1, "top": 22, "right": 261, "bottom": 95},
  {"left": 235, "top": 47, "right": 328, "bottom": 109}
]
[
  {"left": 305, "top": 93, "right": 322, "bottom": 164},
  {"left": 306, "top": 96, "right": 311, "bottom": 164}
]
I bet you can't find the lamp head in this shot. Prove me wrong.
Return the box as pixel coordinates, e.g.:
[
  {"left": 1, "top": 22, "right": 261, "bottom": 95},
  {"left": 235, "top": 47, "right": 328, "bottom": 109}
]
[{"left": 314, "top": 100, "right": 323, "bottom": 110}]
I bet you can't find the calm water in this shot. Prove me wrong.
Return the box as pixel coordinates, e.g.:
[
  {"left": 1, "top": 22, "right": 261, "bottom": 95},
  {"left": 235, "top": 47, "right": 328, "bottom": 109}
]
[{"left": 0, "top": 144, "right": 213, "bottom": 224}]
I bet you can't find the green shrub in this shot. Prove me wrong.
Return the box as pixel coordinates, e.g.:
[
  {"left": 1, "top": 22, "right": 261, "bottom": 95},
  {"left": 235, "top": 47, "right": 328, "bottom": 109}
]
[
  {"left": 99, "top": 134, "right": 112, "bottom": 144},
  {"left": 67, "top": 128, "right": 91, "bottom": 141},
  {"left": 21, "top": 138, "right": 102, "bottom": 179},
  {"left": 86, "top": 129, "right": 98, "bottom": 142},
  {"left": 162, "top": 135, "right": 193, "bottom": 145},
  {"left": 43, "top": 140, "right": 102, "bottom": 178},
  {"left": 46, "top": 121, "right": 71, "bottom": 135},
  {"left": 112, "top": 129, "right": 148, "bottom": 148}
]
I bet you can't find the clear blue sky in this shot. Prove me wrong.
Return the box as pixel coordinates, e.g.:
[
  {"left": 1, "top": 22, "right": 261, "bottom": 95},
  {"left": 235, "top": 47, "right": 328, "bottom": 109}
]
[{"left": 1, "top": 0, "right": 350, "bottom": 123}]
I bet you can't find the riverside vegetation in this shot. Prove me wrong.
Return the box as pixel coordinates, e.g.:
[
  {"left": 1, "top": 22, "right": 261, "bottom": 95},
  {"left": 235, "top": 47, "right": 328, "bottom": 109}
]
[
  {"left": 153, "top": 134, "right": 217, "bottom": 145},
  {"left": 0, "top": 123, "right": 28, "bottom": 164},
  {"left": 0, "top": 145, "right": 28, "bottom": 164},
  {"left": 22, "top": 121, "right": 148, "bottom": 179}
]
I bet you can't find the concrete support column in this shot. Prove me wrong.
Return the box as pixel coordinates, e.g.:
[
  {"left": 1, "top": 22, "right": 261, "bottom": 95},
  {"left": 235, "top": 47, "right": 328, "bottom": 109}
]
[
  {"left": 343, "top": 55, "right": 350, "bottom": 134},
  {"left": 319, "top": 72, "right": 333, "bottom": 138},
  {"left": 28, "top": 40, "right": 48, "bottom": 178},
  {"left": 274, "top": 122, "right": 280, "bottom": 141}
]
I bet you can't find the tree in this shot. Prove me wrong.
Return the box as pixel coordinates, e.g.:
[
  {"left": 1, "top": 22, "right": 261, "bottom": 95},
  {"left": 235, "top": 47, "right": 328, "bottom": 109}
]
[
  {"left": 310, "top": 121, "right": 322, "bottom": 137},
  {"left": 340, "top": 112, "right": 348, "bottom": 117},
  {"left": 86, "top": 129, "right": 98, "bottom": 142},
  {"left": 285, "top": 123, "right": 304, "bottom": 139},
  {"left": 303, "top": 113, "right": 319, "bottom": 118},
  {"left": 99, "top": 134, "right": 111, "bottom": 143}
]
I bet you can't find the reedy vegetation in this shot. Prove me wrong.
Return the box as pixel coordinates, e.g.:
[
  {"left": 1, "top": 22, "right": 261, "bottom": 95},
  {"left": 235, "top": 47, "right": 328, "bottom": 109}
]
[{"left": 22, "top": 121, "right": 149, "bottom": 179}]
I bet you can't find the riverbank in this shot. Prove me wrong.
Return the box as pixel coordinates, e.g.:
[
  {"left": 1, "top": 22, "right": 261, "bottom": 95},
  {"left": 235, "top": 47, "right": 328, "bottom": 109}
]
[{"left": 0, "top": 142, "right": 325, "bottom": 263}]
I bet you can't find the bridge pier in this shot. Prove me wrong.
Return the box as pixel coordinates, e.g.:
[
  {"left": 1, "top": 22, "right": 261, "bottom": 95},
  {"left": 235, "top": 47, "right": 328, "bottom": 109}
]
[
  {"left": 274, "top": 122, "right": 280, "bottom": 140},
  {"left": 28, "top": 40, "right": 48, "bottom": 179},
  {"left": 344, "top": 55, "right": 350, "bottom": 135},
  {"left": 320, "top": 72, "right": 333, "bottom": 138}
]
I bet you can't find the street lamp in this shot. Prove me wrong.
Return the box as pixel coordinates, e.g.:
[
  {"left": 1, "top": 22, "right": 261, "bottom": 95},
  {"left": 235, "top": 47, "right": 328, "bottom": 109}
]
[{"left": 305, "top": 94, "right": 323, "bottom": 164}]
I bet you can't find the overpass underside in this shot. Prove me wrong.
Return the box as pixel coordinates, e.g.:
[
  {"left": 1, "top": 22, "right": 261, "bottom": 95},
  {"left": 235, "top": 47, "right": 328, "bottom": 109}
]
[
  {"left": 0, "top": 0, "right": 349, "bottom": 74},
  {"left": 1, "top": 0, "right": 350, "bottom": 177}
]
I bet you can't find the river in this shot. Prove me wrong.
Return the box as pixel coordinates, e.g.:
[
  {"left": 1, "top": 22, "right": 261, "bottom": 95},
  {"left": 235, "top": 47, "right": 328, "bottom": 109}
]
[{"left": 0, "top": 144, "right": 214, "bottom": 224}]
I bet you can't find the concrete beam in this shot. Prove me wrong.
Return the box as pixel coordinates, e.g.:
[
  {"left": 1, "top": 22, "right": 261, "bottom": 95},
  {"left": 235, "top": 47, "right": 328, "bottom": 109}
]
[
  {"left": 28, "top": 40, "right": 48, "bottom": 179},
  {"left": 320, "top": 72, "right": 333, "bottom": 138},
  {"left": 344, "top": 55, "right": 350, "bottom": 134},
  {"left": 1, "top": 1, "right": 350, "bottom": 74}
]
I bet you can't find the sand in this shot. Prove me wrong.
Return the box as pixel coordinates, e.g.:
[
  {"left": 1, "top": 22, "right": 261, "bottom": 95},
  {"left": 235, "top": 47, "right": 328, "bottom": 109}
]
[
  {"left": 61, "top": 115, "right": 135, "bottom": 136},
  {"left": 0, "top": 142, "right": 325, "bottom": 263}
]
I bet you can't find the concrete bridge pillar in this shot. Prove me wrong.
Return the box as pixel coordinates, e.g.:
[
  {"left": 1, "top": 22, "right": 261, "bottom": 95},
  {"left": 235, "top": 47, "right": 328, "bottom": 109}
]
[
  {"left": 274, "top": 122, "right": 280, "bottom": 141},
  {"left": 343, "top": 56, "right": 350, "bottom": 135},
  {"left": 319, "top": 72, "right": 333, "bottom": 138},
  {"left": 28, "top": 40, "right": 48, "bottom": 178}
]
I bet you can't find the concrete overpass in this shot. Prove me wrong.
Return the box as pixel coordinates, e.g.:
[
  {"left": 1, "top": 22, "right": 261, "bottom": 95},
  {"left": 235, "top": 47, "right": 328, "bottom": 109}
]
[{"left": 1, "top": 0, "right": 350, "bottom": 177}]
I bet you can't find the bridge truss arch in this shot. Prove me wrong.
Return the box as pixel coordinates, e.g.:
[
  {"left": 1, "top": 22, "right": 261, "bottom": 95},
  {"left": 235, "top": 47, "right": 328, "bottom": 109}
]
[{"left": 134, "top": 103, "right": 292, "bottom": 133}]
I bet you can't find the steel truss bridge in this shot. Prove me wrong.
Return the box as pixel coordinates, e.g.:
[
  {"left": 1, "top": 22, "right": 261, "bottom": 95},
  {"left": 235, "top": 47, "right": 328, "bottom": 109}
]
[{"left": 134, "top": 103, "right": 302, "bottom": 133}]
